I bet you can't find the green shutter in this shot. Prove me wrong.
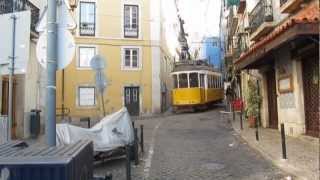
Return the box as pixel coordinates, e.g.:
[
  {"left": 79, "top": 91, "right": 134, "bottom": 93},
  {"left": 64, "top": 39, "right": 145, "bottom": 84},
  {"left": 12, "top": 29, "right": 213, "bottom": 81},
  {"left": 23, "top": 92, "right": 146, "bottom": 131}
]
[{"left": 227, "top": 0, "right": 240, "bottom": 6}]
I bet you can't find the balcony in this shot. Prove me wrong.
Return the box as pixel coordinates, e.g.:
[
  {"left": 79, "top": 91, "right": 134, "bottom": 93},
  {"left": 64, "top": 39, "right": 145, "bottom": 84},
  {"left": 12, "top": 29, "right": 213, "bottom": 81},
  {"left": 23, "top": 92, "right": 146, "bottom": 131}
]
[
  {"left": 228, "top": 6, "right": 239, "bottom": 38},
  {"left": 280, "top": 0, "right": 304, "bottom": 13},
  {"left": 79, "top": 22, "right": 95, "bottom": 36},
  {"left": 249, "top": 0, "right": 274, "bottom": 41},
  {"left": 0, "top": 0, "right": 39, "bottom": 36}
]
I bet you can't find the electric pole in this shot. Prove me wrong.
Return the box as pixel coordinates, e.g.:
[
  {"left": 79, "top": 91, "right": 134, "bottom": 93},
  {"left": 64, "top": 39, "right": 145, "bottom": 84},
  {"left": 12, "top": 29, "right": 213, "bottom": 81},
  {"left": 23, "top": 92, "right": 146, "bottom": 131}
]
[{"left": 46, "top": 0, "right": 57, "bottom": 146}]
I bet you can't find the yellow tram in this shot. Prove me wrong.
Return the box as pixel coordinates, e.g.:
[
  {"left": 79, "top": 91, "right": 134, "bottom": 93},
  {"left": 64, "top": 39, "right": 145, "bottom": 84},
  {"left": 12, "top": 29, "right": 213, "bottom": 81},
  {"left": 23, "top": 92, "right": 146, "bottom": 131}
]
[{"left": 171, "top": 61, "right": 224, "bottom": 112}]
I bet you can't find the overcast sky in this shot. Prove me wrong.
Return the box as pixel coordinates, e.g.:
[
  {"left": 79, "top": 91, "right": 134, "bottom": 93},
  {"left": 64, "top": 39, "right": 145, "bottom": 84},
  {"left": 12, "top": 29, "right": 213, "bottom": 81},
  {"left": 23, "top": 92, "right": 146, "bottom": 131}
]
[{"left": 162, "top": 0, "right": 221, "bottom": 56}]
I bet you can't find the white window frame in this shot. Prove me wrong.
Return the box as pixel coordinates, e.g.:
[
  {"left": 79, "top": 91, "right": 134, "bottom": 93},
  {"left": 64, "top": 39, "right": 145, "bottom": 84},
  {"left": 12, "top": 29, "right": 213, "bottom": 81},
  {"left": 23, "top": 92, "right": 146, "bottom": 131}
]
[
  {"left": 121, "top": 0, "right": 142, "bottom": 39},
  {"left": 77, "top": 45, "right": 97, "bottom": 69},
  {"left": 77, "top": 86, "right": 96, "bottom": 107},
  {"left": 77, "top": 0, "right": 98, "bottom": 37},
  {"left": 121, "top": 46, "right": 142, "bottom": 70},
  {"left": 123, "top": 4, "right": 139, "bottom": 38}
]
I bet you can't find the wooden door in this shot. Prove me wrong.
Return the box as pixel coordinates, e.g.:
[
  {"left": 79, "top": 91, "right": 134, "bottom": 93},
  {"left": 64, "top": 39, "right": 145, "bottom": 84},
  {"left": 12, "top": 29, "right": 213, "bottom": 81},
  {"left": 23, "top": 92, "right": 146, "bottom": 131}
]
[
  {"left": 302, "top": 56, "right": 319, "bottom": 137},
  {"left": 1, "top": 77, "right": 17, "bottom": 138},
  {"left": 266, "top": 69, "right": 278, "bottom": 129},
  {"left": 124, "top": 87, "right": 140, "bottom": 116}
]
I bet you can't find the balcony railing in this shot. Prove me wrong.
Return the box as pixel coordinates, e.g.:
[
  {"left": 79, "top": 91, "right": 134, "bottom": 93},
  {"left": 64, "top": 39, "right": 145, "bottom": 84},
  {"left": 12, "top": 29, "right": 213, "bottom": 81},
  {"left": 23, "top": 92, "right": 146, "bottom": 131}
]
[
  {"left": 0, "top": 0, "right": 39, "bottom": 34},
  {"left": 280, "top": 0, "right": 289, "bottom": 6},
  {"left": 249, "top": 0, "right": 273, "bottom": 34},
  {"left": 79, "top": 22, "right": 95, "bottom": 36}
]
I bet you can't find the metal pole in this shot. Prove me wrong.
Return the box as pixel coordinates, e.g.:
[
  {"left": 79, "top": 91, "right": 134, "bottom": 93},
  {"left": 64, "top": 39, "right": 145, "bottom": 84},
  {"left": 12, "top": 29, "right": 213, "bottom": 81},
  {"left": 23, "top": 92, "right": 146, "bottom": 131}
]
[
  {"left": 256, "top": 80, "right": 260, "bottom": 141},
  {"left": 8, "top": 14, "right": 17, "bottom": 141},
  {"left": 101, "top": 92, "right": 106, "bottom": 116},
  {"left": 140, "top": 124, "right": 144, "bottom": 153},
  {"left": 126, "top": 145, "right": 131, "bottom": 180},
  {"left": 134, "top": 128, "right": 139, "bottom": 165},
  {"left": 281, "top": 123, "right": 287, "bottom": 159},
  {"left": 46, "top": 0, "right": 57, "bottom": 146},
  {"left": 239, "top": 75, "right": 243, "bottom": 130},
  {"left": 61, "top": 70, "right": 65, "bottom": 120}
]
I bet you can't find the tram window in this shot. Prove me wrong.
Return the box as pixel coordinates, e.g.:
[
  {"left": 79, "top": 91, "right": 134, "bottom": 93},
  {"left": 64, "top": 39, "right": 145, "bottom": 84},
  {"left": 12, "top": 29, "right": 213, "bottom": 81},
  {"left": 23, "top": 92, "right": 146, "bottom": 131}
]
[
  {"left": 211, "top": 76, "right": 214, "bottom": 88},
  {"left": 208, "top": 76, "right": 211, "bottom": 88},
  {"left": 189, "top": 73, "right": 198, "bottom": 88},
  {"left": 209, "top": 75, "right": 213, "bottom": 88},
  {"left": 214, "top": 76, "right": 217, "bottom": 88},
  {"left": 200, "top": 74, "right": 205, "bottom": 88},
  {"left": 173, "top": 74, "right": 178, "bottom": 88},
  {"left": 179, "top": 73, "right": 188, "bottom": 88}
]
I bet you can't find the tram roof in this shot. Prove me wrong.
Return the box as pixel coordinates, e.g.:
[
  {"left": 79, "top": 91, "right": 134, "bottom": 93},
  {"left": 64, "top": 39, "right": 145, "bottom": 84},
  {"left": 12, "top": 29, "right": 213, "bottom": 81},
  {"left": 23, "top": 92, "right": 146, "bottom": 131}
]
[{"left": 171, "top": 60, "right": 219, "bottom": 73}]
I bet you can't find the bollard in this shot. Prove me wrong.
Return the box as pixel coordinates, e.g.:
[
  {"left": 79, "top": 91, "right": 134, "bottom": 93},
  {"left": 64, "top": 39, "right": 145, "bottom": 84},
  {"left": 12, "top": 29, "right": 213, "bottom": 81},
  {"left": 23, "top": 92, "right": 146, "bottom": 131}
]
[
  {"left": 255, "top": 118, "right": 259, "bottom": 141},
  {"left": 281, "top": 123, "right": 287, "bottom": 159},
  {"left": 132, "top": 121, "right": 135, "bottom": 129},
  {"left": 140, "top": 125, "right": 144, "bottom": 153},
  {"left": 134, "top": 128, "right": 139, "bottom": 165},
  {"left": 240, "top": 110, "right": 243, "bottom": 130},
  {"left": 126, "top": 145, "right": 131, "bottom": 180}
]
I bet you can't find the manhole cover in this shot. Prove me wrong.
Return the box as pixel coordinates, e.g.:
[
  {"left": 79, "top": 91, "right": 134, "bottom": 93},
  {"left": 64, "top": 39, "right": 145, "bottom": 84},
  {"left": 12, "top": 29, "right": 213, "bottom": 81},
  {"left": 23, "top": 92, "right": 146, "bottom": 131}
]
[{"left": 202, "top": 163, "right": 225, "bottom": 171}]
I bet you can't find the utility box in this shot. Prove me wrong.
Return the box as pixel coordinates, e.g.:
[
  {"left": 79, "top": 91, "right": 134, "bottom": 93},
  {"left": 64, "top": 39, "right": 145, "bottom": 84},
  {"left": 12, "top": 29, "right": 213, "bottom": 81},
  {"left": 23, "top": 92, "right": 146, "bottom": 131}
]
[
  {"left": 30, "top": 109, "right": 41, "bottom": 138},
  {"left": 0, "top": 140, "right": 93, "bottom": 180}
]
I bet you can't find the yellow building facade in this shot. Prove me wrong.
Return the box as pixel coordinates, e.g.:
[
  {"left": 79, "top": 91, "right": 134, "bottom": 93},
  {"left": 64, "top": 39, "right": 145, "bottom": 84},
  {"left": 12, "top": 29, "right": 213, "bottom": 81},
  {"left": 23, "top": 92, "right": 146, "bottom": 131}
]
[{"left": 56, "top": 0, "right": 173, "bottom": 119}]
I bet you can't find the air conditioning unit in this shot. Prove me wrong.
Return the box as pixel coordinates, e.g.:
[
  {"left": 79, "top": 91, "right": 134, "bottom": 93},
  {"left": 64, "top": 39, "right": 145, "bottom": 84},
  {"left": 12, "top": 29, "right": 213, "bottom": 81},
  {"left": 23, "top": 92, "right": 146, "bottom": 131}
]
[{"left": 0, "top": 140, "right": 93, "bottom": 180}]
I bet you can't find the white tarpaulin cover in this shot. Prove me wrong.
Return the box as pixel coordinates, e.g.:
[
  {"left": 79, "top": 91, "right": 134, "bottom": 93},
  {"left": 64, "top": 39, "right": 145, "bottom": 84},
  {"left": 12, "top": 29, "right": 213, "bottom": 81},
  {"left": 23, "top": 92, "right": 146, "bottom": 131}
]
[{"left": 56, "top": 107, "right": 134, "bottom": 152}]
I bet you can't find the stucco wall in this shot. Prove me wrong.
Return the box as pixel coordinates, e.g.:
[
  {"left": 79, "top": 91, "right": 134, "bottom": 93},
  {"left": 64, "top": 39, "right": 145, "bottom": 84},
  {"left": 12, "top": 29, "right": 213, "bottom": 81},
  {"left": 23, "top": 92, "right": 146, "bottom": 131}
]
[{"left": 275, "top": 45, "right": 305, "bottom": 136}]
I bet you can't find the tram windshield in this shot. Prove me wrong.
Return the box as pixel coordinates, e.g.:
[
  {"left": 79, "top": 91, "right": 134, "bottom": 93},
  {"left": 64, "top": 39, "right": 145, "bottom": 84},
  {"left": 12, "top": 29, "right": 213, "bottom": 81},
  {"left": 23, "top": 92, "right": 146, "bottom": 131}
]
[
  {"left": 189, "top": 73, "right": 198, "bottom": 88},
  {"left": 179, "top": 73, "right": 188, "bottom": 88}
]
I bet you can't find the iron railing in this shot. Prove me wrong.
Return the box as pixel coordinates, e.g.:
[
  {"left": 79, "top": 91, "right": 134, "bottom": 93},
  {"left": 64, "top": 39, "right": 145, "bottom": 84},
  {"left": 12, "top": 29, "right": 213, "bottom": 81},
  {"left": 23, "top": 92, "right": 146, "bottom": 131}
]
[
  {"left": 80, "top": 22, "right": 95, "bottom": 36},
  {"left": 249, "top": 0, "right": 273, "bottom": 34},
  {"left": 0, "top": 0, "right": 39, "bottom": 34},
  {"left": 280, "top": 0, "right": 289, "bottom": 7}
]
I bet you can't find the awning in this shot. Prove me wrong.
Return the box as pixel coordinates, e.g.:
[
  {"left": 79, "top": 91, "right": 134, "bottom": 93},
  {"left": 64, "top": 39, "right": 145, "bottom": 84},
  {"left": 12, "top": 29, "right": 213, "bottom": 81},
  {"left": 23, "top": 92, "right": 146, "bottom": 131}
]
[{"left": 234, "top": 2, "right": 319, "bottom": 70}]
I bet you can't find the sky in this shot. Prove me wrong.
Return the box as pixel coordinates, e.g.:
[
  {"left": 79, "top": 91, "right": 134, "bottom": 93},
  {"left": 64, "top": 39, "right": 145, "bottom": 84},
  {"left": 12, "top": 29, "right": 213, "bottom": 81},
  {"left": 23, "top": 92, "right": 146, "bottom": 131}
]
[{"left": 162, "top": 0, "right": 222, "bottom": 56}]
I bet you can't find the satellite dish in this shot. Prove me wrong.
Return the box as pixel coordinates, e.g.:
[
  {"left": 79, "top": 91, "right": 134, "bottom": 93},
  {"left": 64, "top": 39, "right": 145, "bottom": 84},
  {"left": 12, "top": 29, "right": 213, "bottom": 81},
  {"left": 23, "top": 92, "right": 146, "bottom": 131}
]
[
  {"left": 36, "top": 29, "right": 75, "bottom": 70},
  {"left": 36, "top": 1, "right": 76, "bottom": 33},
  {"left": 90, "top": 55, "right": 106, "bottom": 70}
]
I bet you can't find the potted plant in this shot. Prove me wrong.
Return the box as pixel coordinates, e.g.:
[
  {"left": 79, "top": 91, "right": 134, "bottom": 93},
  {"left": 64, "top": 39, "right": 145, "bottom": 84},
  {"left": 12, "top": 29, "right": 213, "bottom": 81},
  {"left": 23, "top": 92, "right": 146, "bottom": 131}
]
[{"left": 246, "top": 79, "right": 262, "bottom": 128}]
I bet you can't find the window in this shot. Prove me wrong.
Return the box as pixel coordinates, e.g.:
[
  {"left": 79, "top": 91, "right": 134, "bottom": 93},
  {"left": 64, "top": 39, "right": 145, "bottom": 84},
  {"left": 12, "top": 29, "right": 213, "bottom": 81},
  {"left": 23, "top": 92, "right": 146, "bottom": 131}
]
[
  {"left": 200, "top": 74, "right": 205, "bottom": 88},
  {"left": 173, "top": 74, "right": 178, "bottom": 88},
  {"left": 179, "top": 73, "right": 188, "bottom": 88},
  {"left": 123, "top": 48, "right": 140, "bottom": 69},
  {"left": 213, "top": 76, "right": 217, "bottom": 88},
  {"left": 78, "top": 87, "right": 95, "bottom": 106},
  {"left": 189, "top": 73, "right": 198, "bottom": 88},
  {"left": 79, "top": 2, "right": 96, "bottom": 36},
  {"left": 124, "top": 5, "right": 139, "bottom": 38},
  {"left": 78, "top": 46, "right": 96, "bottom": 68}
]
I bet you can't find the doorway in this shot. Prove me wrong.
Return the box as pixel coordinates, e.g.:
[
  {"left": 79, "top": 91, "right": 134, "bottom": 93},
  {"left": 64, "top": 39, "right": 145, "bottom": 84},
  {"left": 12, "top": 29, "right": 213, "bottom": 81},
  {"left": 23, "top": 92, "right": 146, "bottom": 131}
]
[
  {"left": 124, "top": 87, "right": 140, "bottom": 116},
  {"left": 266, "top": 68, "right": 278, "bottom": 129},
  {"left": 302, "top": 55, "right": 319, "bottom": 137}
]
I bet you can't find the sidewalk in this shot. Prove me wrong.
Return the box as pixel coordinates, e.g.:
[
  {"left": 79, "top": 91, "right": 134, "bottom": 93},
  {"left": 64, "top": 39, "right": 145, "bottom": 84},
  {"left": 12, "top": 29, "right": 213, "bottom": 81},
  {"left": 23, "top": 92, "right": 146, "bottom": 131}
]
[{"left": 230, "top": 112, "right": 319, "bottom": 180}]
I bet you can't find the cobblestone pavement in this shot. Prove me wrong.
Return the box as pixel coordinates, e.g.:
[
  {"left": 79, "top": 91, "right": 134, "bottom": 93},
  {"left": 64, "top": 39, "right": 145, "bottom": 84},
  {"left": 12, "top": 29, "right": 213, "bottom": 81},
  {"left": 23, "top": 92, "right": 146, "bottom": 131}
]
[{"left": 94, "top": 107, "right": 290, "bottom": 180}]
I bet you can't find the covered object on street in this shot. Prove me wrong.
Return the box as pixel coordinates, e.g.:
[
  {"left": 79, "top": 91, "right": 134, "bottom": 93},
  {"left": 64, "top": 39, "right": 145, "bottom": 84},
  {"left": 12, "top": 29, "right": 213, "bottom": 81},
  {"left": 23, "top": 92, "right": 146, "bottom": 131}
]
[{"left": 56, "top": 107, "right": 134, "bottom": 152}]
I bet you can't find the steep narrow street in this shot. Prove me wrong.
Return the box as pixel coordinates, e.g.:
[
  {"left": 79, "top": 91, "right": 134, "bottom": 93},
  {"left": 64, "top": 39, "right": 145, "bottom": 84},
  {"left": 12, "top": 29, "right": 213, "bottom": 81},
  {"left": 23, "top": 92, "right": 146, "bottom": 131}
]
[{"left": 95, "top": 107, "right": 289, "bottom": 179}]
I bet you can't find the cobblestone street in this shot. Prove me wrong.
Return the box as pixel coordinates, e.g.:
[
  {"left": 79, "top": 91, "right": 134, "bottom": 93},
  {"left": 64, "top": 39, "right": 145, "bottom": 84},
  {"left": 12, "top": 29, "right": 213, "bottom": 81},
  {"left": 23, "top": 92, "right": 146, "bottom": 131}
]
[{"left": 94, "top": 106, "right": 290, "bottom": 180}]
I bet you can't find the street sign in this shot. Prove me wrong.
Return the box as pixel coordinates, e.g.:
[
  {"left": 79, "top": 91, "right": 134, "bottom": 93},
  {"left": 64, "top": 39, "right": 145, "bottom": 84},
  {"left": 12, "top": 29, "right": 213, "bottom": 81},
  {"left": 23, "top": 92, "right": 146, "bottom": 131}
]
[
  {"left": 90, "top": 55, "right": 106, "bottom": 70},
  {"left": 95, "top": 71, "right": 107, "bottom": 93},
  {"left": 0, "top": 11, "right": 31, "bottom": 75},
  {"left": 36, "top": 30, "right": 75, "bottom": 70}
]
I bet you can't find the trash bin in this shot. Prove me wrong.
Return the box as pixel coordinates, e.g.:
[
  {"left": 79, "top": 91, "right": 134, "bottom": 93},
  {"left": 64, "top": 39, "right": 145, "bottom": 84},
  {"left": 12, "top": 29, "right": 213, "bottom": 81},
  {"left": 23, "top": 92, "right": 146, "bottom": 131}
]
[{"left": 30, "top": 109, "right": 41, "bottom": 138}]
